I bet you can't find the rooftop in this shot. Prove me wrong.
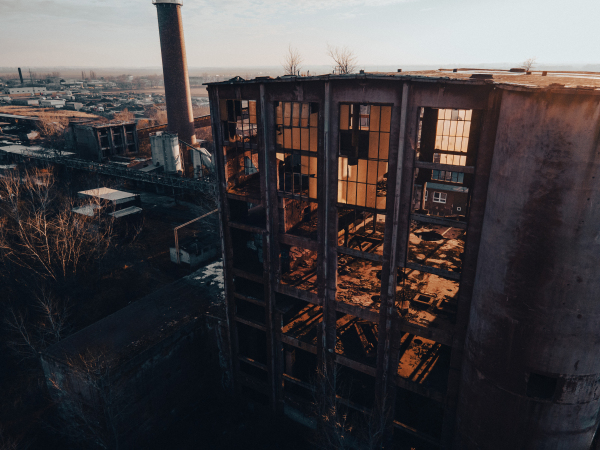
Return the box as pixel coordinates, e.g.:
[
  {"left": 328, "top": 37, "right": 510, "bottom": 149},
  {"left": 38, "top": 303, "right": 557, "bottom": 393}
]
[
  {"left": 78, "top": 187, "right": 138, "bottom": 203},
  {"left": 43, "top": 260, "right": 225, "bottom": 368},
  {"left": 206, "top": 68, "right": 600, "bottom": 93}
]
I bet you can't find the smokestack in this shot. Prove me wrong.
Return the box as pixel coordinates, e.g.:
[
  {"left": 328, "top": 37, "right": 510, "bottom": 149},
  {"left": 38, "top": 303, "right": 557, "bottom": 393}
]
[
  {"left": 153, "top": 0, "right": 196, "bottom": 175},
  {"left": 18, "top": 68, "right": 24, "bottom": 85}
]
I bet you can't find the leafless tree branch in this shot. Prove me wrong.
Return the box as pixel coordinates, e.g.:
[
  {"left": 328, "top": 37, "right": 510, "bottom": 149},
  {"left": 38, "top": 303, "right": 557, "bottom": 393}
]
[
  {"left": 522, "top": 57, "right": 537, "bottom": 72},
  {"left": 282, "top": 45, "right": 303, "bottom": 76},
  {"left": 327, "top": 45, "right": 358, "bottom": 75}
]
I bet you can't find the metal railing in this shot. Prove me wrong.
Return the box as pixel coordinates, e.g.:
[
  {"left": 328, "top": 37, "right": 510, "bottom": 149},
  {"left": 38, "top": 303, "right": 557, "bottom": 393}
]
[{"left": 21, "top": 150, "right": 217, "bottom": 194}]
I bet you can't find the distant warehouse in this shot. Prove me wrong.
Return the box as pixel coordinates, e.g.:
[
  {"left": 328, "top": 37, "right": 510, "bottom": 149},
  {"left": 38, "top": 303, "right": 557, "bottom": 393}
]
[
  {"left": 39, "top": 99, "right": 65, "bottom": 108},
  {"left": 4, "top": 86, "right": 47, "bottom": 95}
]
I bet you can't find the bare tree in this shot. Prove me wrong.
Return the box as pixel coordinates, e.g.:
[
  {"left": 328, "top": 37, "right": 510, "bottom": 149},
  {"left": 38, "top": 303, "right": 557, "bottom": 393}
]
[
  {"left": 4, "top": 290, "right": 70, "bottom": 360},
  {"left": 112, "top": 108, "right": 134, "bottom": 122},
  {"left": 47, "top": 349, "right": 129, "bottom": 450},
  {"left": 282, "top": 45, "right": 303, "bottom": 76},
  {"left": 0, "top": 167, "right": 115, "bottom": 284},
  {"left": 522, "top": 57, "right": 537, "bottom": 72},
  {"left": 327, "top": 45, "right": 358, "bottom": 75},
  {"left": 37, "top": 115, "right": 69, "bottom": 156}
]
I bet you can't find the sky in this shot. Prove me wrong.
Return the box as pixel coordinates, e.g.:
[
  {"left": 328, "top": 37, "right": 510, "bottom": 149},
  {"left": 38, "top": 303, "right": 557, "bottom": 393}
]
[{"left": 0, "top": 0, "right": 599, "bottom": 69}]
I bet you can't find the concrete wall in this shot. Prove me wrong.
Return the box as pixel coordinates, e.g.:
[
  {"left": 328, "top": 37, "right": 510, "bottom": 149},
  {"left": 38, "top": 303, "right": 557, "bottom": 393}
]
[{"left": 457, "top": 90, "right": 600, "bottom": 449}]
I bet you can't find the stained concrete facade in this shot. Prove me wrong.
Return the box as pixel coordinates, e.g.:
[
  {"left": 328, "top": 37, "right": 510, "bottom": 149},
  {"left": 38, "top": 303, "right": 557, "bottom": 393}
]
[{"left": 207, "top": 70, "right": 600, "bottom": 449}]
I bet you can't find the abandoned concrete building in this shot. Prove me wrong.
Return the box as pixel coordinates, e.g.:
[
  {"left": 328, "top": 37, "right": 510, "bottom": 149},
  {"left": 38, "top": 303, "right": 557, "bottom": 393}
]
[
  {"left": 67, "top": 120, "right": 139, "bottom": 162},
  {"left": 206, "top": 70, "right": 600, "bottom": 449}
]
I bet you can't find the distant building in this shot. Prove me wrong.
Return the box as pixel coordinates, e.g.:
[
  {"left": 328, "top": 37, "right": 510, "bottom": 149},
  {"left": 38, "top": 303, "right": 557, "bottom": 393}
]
[
  {"left": 68, "top": 121, "right": 139, "bottom": 161},
  {"left": 65, "top": 102, "right": 84, "bottom": 111},
  {"left": 73, "top": 187, "right": 142, "bottom": 220},
  {"left": 4, "top": 86, "right": 47, "bottom": 95},
  {"left": 11, "top": 98, "right": 39, "bottom": 106},
  {"left": 39, "top": 99, "right": 65, "bottom": 108}
]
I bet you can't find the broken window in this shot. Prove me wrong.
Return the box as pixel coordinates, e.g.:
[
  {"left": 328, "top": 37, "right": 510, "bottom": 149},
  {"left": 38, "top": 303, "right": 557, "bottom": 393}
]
[
  {"left": 275, "top": 101, "right": 320, "bottom": 241},
  {"left": 221, "top": 99, "right": 260, "bottom": 197},
  {"left": 275, "top": 102, "right": 319, "bottom": 199},
  {"left": 338, "top": 103, "right": 390, "bottom": 210}
]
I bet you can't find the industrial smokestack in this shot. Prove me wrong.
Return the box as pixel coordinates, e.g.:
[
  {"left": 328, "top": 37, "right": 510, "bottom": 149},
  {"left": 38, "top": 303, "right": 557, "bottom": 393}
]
[
  {"left": 18, "top": 68, "right": 24, "bottom": 85},
  {"left": 153, "top": 0, "right": 196, "bottom": 159}
]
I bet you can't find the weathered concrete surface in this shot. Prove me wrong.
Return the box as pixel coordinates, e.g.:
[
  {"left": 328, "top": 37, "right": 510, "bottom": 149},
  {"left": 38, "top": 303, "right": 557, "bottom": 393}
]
[
  {"left": 457, "top": 90, "right": 600, "bottom": 449},
  {"left": 41, "top": 260, "right": 230, "bottom": 449}
]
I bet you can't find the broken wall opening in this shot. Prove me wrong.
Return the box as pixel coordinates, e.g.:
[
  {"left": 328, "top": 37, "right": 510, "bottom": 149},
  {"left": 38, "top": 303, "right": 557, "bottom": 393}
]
[
  {"left": 397, "top": 333, "right": 451, "bottom": 393},
  {"left": 335, "top": 313, "right": 378, "bottom": 368},
  {"left": 234, "top": 277, "right": 265, "bottom": 303},
  {"left": 338, "top": 208, "right": 385, "bottom": 255},
  {"left": 338, "top": 103, "right": 391, "bottom": 211},
  {"left": 279, "top": 198, "right": 318, "bottom": 239},
  {"left": 279, "top": 245, "right": 318, "bottom": 293},
  {"left": 336, "top": 365, "right": 377, "bottom": 410},
  {"left": 397, "top": 267, "right": 459, "bottom": 328},
  {"left": 228, "top": 198, "right": 266, "bottom": 228},
  {"left": 236, "top": 321, "right": 267, "bottom": 366},
  {"left": 221, "top": 99, "right": 260, "bottom": 197},
  {"left": 235, "top": 297, "right": 265, "bottom": 327},
  {"left": 279, "top": 294, "right": 322, "bottom": 349},
  {"left": 275, "top": 101, "right": 320, "bottom": 241},
  {"left": 407, "top": 221, "right": 465, "bottom": 273},
  {"left": 230, "top": 228, "right": 264, "bottom": 275},
  {"left": 395, "top": 388, "right": 444, "bottom": 442},
  {"left": 337, "top": 254, "right": 382, "bottom": 312},
  {"left": 412, "top": 108, "right": 481, "bottom": 220}
]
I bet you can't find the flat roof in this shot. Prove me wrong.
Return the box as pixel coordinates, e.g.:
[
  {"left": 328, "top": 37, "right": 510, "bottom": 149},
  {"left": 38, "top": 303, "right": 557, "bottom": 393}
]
[
  {"left": 205, "top": 68, "right": 600, "bottom": 92},
  {"left": 78, "top": 187, "right": 139, "bottom": 203},
  {"left": 42, "top": 260, "right": 225, "bottom": 368},
  {"left": 72, "top": 204, "right": 100, "bottom": 217},
  {"left": 109, "top": 206, "right": 143, "bottom": 218}
]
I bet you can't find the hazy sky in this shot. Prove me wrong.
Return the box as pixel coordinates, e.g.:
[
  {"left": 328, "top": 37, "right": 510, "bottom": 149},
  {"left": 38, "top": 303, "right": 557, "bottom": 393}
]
[{"left": 0, "top": 0, "right": 598, "bottom": 68}]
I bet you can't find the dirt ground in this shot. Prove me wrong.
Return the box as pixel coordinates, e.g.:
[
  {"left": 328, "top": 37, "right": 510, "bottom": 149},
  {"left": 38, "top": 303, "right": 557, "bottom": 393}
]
[
  {"left": 0, "top": 105, "right": 101, "bottom": 119},
  {"left": 105, "top": 86, "right": 208, "bottom": 97}
]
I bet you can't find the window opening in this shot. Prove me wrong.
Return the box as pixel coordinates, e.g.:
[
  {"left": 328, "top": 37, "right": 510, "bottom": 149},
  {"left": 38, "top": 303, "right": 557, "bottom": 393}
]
[
  {"left": 413, "top": 107, "right": 479, "bottom": 220},
  {"left": 221, "top": 99, "right": 260, "bottom": 197},
  {"left": 397, "top": 265, "right": 460, "bottom": 327},
  {"left": 432, "top": 192, "right": 447, "bottom": 204},
  {"left": 337, "top": 254, "right": 382, "bottom": 313},
  {"left": 279, "top": 245, "right": 318, "bottom": 293},
  {"left": 275, "top": 102, "right": 319, "bottom": 200},
  {"left": 336, "top": 313, "right": 378, "bottom": 368},
  {"left": 338, "top": 104, "right": 391, "bottom": 210}
]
